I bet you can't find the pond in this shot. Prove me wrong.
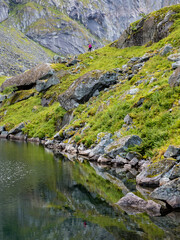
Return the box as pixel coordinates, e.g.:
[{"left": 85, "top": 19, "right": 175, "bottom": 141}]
[{"left": 0, "top": 139, "right": 179, "bottom": 240}]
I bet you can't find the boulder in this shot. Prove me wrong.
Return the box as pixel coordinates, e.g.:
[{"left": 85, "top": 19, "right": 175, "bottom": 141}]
[
  {"left": 160, "top": 44, "right": 173, "bottom": 56},
  {"left": 136, "top": 158, "right": 176, "bottom": 187},
  {"left": 58, "top": 70, "right": 118, "bottom": 111},
  {"left": 172, "top": 61, "right": 180, "bottom": 69},
  {"left": 112, "top": 155, "right": 128, "bottom": 165},
  {"left": 124, "top": 114, "right": 133, "bottom": 125},
  {"left": 126, "top": 151, "right": 142, "bottom": 161},
  {"left": 169, "top": 163, "right": 180, "bottom": 180},
  {"left": 0, "top": 131, "right": 9, "bottom": 138},
  {"left": 36, "top": 75, "right": 60, "bottom": 92},
  {"left": 0, "top": 63, "right": 53, "bottom": 91},
  {"left": 0, "top": 94, "right": 6, "bottom": 102},
  {"left": 129, "top": 157, "right": 139, "bottom": 167},
  {"left": 97, "top": 156, "right": 112, "bottom": 164},
  {"left": 169, "top": 67, "right": 180, "bottom": 87},
  {"left": 117, "top": 192, "right": 161, "bottom": 216},
  {"left": 104, "top": 135, "right": 142, "bottom": 159},
  {"left": 112, "top": 11, "right": 174, "bottom": 49},
  {"left": 0, "top": 126, "right": 5, "bottom": 134},
  {"left": 168, "top": 53, "right": 180, "bottom": 62},
  {"left": 8, "top": 122, "right": 25, "bottom": 135},
  {"left": 150, "top": 178, "right": 180, "bottom": 209},
  {"left": 89, "top": 133, "right": 113, "bottom": 157},
  {"left": 164, "top": 145, "right": 180, "bottom": 159}
]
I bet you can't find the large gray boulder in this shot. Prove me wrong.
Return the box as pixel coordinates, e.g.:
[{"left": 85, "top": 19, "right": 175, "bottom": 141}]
[
  {"left": 104, "top": 135, "right": 142, "bottom": 159},
  {"left": 117, "top": 192, "right": 162, "bottom": 216},
  {"left": 150, "top": 178, "right": 180, "bottom": 209},
  {"left": 36, "top": 75, "right": 60, "bottom": 92},
  {"left": 0, "top": 63, "right": 54, "bottom": 91},
  {"left": 136, "top": 158, "right": 176, "bottom": 187},
  {"left": 168, "top": 66, "right": 180, "bottom": 87},
  {"left": 58, "top": 70, "right": 118, "bottom": 111}
]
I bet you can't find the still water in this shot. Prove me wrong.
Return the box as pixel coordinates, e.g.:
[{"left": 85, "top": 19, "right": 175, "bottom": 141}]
[{"left": 0, "top": 139, "right": 180, "bottom": 240}]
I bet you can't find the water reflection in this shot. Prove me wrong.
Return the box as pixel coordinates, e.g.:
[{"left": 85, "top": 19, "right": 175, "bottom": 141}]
[{"left": 0, "top": 140, "right": 180, "bottom": 240}]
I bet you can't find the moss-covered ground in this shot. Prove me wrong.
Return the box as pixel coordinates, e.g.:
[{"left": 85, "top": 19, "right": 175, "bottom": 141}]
[{"left": 0, "top": 5, "right": 180, "bottom": 160}]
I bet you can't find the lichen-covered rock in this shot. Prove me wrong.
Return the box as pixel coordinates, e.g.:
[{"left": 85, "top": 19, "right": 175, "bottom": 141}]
[
  {"left": 168, "top": 67, "right": 180, "bottom": 87},
  {"left": 58, "top": 70, "right": 118, "bottom": 111},
  {"left": 112, "top": 11, "right": 175, "bottom": 49},
  {"left": 136, "top": 158, "right": 176, "bottom": 187},
  {"left": 160, "top": 44, "right": 173, "bottom": 56},
  {"left": 0, "top": 63, "right": 53, "bottom": 92},
  {"left": 150, "top": 178, "right": 180, "bottom": 209},
  {"left": 104, "top": 135, "right": 142, "bottom": 159},
  {"left": 124, "top": 114, "right": 133, "bottom": 125}
]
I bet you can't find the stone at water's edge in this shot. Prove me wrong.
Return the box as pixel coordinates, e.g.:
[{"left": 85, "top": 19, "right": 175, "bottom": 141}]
[
  {"left": 150, "top": 178, "right": 180, "bottom": 208},
  {"left": 117, "top": 192, "right": 161, "bottom": 216},
  {"left": 104, "top": 135, "right": 142, "bottom": 159},
  {"left": 136, "top": 158, "right": 176, "bottom": 187}
]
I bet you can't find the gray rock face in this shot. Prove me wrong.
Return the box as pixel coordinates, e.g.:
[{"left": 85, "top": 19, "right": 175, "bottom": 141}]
[
  {"left": 58, "top": 70, "right": 117, "bottom": 111},
  {"left": 2, "top": 0, "right": 180, "bottom": 58},
  {"left": 169, "top": 66, "right": 180, "bottom": 87},
  {"left": 0, "top": 0, "right": 9, "bottom": 23},
  {"left": 104, "top": 135, "right": 142, "bottom": 159},
  {"left": 117, "top": 192, "right": 161, "bottom": 216},
  {"left": 150, "top": 178, "right": 180, "bottom": 208},
  {"left": 112, "top": 10, "right": 175, "bottom": 49}
]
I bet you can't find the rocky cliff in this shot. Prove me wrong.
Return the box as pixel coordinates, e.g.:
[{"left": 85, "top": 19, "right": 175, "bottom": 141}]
[{"left": 1, "top": 0, "right": 180, "bottom": 58}]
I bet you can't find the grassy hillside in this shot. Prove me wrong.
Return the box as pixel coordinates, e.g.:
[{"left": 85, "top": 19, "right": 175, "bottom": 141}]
[{"left": 0, "top": 5, "right": 180, "bottom": 159}]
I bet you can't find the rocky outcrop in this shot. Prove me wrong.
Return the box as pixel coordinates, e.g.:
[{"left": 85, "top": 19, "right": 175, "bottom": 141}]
[
  {"left": 58, "top": 70, "right": 118, "bottom": 111},
  {"left": 117, "top": 192, "right": 162, "bottom": 216},
  {"left": 0, "top": 63, "right": 58, "bottom": 91},
  {"left": 112, "top": 10, "right": 175, "bottom": 49}
]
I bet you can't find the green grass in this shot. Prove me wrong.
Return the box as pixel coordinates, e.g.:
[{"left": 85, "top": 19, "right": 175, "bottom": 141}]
[{"left": 0, "top": 4, "right": 180, "bottom": 157}]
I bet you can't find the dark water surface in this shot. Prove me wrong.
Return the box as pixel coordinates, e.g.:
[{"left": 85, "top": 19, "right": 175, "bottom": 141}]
[{"left": 0, "top": 140, "right": 180, "bottom": 240}]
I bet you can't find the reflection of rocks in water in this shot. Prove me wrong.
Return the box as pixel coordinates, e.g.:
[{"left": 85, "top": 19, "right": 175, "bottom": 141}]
[
  {"left": 150, "top": 212, "right": 180, "bottom": 240},
  {"left": 70, "top": 183, "right": 115, "bottom": 216},
  {"left": 58, "top": 218, "right": 116, "bottom": 240}
]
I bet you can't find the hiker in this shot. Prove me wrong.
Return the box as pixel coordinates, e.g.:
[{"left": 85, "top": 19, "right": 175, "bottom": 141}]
[{"left": 88, "top": 44, "right": 92, "bottom": 52}]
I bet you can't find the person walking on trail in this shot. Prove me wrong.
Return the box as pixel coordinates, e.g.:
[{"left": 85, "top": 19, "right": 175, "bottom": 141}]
[{"left": 88, "top": 44, "right": 92, "bottom": 52}]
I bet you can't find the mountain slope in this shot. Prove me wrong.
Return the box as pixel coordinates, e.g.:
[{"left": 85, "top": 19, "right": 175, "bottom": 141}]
[{"left": 0, "top": 5, "right": 180, "bottom": 160}]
